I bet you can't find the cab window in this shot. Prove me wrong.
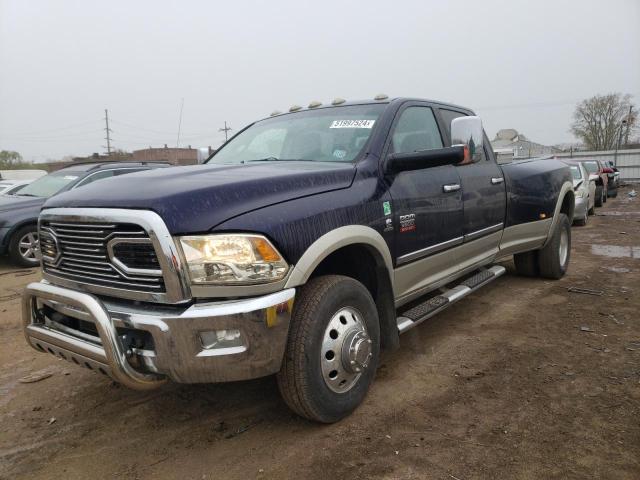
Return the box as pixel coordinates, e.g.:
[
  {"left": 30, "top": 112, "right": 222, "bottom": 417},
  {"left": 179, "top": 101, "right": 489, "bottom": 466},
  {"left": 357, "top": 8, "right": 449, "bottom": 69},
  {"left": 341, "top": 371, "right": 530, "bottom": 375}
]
[
  {"left": 75, "top": 170, "right": 115, "bottom": 188},
  {"left": 391, "top": 106, "right": 443, "bottom": 154}
]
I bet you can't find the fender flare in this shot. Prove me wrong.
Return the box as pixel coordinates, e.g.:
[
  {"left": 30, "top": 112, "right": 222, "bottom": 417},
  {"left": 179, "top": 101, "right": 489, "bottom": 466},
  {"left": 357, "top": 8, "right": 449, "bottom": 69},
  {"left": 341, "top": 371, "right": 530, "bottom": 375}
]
[
  {"left": 542, "top": 181, "right": 574, "bottom": 248},
  {"left": 284, "top": 225, "right": 394, "bottom": 289}
]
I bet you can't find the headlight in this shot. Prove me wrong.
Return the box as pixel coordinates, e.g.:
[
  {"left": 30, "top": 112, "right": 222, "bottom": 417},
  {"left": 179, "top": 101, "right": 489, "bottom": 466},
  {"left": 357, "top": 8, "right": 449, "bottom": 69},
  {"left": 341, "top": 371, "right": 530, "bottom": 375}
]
[{"left": 179, "top": 234, "right": 289, "bottom": 285}]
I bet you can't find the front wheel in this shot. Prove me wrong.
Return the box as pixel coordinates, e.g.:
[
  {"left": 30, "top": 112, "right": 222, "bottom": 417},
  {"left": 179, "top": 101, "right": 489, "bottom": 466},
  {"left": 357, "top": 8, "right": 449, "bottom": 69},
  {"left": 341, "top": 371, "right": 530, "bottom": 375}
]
[
  {"left": 538, "top": 213, "right": 571, "bottom": 279},
  {"left": 277, "top": 275, "right": 380, "bottom": 423},
  {"left": 8, "top": 225, "right": 40, "bottom": 267}
]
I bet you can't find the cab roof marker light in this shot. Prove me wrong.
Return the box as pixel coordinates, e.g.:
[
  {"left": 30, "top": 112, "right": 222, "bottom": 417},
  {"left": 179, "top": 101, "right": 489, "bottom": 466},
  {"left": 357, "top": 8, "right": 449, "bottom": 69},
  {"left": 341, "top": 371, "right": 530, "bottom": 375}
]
[
  {"left": 332, "top": 98, "right": 346, "bottom": 105},
  {"left": 289, "top": 105, "right": 302, "bottom": 112},
  {"left": 374, "top": 93, "right": 389, "bottom": 101},
  {"left": 308, "top": 101, "right": 322, "bottom": 108},
  {"left": 270, "top": 110, "right": 282, "bottom": 117}
]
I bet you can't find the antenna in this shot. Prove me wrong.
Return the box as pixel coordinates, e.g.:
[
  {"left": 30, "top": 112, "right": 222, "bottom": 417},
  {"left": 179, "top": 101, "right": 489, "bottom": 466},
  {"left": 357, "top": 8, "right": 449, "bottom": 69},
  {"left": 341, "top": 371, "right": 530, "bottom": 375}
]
[
  {"left": 219, "top": 121, "right": 232, "bottom": 143},
  {"left": 176, "top": 98, "right": 184, "bottom": 147},
  {"left": 103, "top": 109, "right": 113, "bottom": 155}
]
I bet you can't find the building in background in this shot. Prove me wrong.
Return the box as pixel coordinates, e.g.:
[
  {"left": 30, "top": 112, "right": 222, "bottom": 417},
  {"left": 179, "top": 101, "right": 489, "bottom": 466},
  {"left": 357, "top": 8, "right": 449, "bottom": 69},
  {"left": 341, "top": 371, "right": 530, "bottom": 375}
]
[
  {"left": 132, "top": 145, "right": 208, "bottom": 166},
  {"left": 41, "top": 145, "right": 216, "bottom": 172},
  {"left": 491, "top": 129, "right": 560, "bottom": 161}
]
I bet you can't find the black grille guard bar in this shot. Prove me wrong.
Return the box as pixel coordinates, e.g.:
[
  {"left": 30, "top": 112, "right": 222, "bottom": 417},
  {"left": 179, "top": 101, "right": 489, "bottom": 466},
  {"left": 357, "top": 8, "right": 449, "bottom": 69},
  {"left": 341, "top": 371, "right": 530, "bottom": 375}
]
[{"left": 22, "top": 281, "right": 166, "bottom": 390}]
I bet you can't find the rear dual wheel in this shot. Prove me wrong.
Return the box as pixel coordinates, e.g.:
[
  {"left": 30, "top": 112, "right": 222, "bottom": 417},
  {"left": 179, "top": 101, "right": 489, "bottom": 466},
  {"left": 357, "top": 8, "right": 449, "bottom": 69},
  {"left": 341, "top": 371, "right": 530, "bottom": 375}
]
[
  {"left": 277, "top": 275, "right": 380, "bottom": 423},
  {"left": 514, "top": 213, "right": 571, "bottom": 280}
]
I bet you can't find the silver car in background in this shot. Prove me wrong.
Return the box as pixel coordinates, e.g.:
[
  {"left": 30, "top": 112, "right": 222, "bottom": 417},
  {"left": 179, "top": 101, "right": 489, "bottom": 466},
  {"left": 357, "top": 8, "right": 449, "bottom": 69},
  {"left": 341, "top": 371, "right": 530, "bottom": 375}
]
[{"left": 562, "top": 160, "right": 595, "bottom": 226}]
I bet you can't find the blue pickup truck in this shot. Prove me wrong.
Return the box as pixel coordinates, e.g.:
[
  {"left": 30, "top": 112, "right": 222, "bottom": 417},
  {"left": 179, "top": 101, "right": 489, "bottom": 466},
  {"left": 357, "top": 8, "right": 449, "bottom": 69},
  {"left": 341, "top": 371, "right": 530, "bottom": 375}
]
[{"left": 22, "top": 97, "right": 574, "bottom": 422}]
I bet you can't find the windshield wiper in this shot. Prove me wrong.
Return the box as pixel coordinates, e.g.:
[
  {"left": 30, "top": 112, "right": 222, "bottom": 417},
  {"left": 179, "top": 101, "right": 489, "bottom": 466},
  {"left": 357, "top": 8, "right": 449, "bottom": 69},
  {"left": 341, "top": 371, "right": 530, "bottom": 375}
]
[
  {"left": 242, "top": 157, "right": 307, "bottom": 163},
  {"left": 15, "top": 193, "right": 38, "bottom": 197},
  {"left": 242, "top": 157, "right": 281, "bottom": 163}
]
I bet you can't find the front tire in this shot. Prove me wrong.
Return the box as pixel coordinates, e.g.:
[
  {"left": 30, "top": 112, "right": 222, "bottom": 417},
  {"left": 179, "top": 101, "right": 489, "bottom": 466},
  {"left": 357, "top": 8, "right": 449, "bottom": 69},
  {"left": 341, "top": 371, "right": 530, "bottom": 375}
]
[
  {"left": 538, "top": 213, "right": 571, "bottom": 279},
  {"left": 8, "top": 225, "right": 40, "bottom": 267},
  {"left": 277, "top": 275, "right": 380, "bottom": 423}
]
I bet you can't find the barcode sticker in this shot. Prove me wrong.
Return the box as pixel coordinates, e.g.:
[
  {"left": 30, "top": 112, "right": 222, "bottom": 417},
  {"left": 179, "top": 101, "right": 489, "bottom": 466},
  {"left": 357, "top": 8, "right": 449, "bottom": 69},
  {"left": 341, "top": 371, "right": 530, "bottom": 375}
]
[{"left": 330, "top": 120, "right": 376, "bottom": 129}]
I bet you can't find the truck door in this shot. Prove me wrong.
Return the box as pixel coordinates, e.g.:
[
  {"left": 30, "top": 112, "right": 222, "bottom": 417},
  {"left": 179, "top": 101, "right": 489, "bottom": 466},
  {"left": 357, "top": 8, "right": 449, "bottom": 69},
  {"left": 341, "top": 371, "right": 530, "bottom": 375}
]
[
  {"left": 438, "top": 108, "right": 506, "bottom": 244},
  {"left": 385, "top": 103, "right": 464, "bottom": 266}
]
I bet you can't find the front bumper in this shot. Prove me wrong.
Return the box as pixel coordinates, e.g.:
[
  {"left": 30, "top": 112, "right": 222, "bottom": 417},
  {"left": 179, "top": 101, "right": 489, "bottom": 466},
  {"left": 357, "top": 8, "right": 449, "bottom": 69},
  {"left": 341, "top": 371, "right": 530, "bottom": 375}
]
[
  {"left": 22, "top": 281, "right": 295, "bottom": 389},
  {"left": 575, "top": 195, "right": 589, "bottom": 217}
]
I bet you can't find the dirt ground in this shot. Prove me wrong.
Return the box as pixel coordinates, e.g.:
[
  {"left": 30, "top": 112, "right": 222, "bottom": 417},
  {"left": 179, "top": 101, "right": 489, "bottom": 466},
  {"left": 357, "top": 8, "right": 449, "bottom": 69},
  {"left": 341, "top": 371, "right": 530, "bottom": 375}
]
[{"left": 1, "top": 187, "right": 639, "bottom": 480}]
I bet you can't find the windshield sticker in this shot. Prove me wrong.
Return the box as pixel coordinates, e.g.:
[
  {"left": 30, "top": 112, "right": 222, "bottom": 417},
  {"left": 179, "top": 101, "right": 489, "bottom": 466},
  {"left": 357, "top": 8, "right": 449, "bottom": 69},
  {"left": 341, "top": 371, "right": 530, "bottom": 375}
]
[
  {"left": 330, "top": 120, "right": 375, "bottom": 129},
  {"left": 332, "top": 149, "right": 347, "bottom": 160},
  {"left": 63, "top": 176, "right": 79, "bottom": 180}
]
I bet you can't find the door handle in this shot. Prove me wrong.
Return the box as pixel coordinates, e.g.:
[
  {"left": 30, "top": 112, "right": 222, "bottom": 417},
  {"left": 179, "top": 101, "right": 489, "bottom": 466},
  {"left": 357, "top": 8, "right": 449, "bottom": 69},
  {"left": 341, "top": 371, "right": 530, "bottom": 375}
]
[
  {"left": 491, "top": 177, "right": 504, "bottom": 184},
  {"left": 443, "top": 184, "right": 461, "bottom": 192}
]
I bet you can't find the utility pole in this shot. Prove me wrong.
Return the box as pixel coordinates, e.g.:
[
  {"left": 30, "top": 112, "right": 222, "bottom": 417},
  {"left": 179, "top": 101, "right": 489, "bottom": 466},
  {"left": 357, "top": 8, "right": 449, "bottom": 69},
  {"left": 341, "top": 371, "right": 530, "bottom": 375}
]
[
  {"left": 219, "top": 121, "right": 232, "bottom": 143},
  {"left": 613, "top": 117, "right": 628, "bottom": 167},
  {"left": 103, "top": 109, "right": 113, "bottom": 155},
  {"left": 624, "top": 105, "right": 633, "bottom": 146},
  {"left": 176, "top": 98, "right": 184, "bottom": 147}
]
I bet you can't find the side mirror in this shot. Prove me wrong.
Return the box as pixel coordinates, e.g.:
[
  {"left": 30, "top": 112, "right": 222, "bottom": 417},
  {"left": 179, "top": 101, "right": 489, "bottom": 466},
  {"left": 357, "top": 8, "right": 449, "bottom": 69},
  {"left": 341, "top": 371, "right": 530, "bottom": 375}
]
[
  {"left": 385, "top": 146, "right": 465, "bottom": 174},
  {"left": 588, "top": 174, "right": 599, "bottom": 182},
  {"left": 451, "top": 116, "right": 484, "bottom": 163}
]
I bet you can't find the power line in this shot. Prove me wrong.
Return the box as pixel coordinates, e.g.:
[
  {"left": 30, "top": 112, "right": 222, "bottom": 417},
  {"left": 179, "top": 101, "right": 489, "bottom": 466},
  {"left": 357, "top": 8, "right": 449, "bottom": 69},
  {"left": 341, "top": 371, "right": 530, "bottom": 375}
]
[{"left": 0, "top": 120, "right": 103, "bottom": 137}]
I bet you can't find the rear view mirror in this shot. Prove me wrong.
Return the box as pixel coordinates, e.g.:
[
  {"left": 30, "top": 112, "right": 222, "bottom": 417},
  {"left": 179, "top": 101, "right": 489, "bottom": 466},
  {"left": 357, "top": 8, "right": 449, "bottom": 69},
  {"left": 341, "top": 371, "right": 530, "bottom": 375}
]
[{"left": 451, "top": 116, "right": 484, "bottom": 162}]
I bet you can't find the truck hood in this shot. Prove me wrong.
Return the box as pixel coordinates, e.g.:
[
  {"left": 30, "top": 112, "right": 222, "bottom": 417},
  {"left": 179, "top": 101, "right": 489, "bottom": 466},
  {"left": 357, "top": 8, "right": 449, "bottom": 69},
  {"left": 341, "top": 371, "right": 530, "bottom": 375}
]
[
  {"left": 44, "top": 161, "right": 357, "bottom": 233},
  {"left": 0, "top": 194, "right": 46, "bottom": 213}
]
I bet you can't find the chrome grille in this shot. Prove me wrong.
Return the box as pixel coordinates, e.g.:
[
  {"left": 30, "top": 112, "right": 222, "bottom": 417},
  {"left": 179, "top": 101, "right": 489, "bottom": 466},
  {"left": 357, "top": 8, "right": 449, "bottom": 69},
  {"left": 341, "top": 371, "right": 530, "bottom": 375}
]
[{"left": 40, "top": 220, "right": 166, "bottom": 293}]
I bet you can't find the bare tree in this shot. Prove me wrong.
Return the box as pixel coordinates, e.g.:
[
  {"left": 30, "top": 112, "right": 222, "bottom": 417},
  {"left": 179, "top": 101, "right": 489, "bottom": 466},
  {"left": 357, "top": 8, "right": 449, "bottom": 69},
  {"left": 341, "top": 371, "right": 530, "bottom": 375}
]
[
  {"left": 0, "top": 150, "right": 23, "bottom": 167},
  {"left": 570, "top": 93, "right": 637, "bottom": 151}
]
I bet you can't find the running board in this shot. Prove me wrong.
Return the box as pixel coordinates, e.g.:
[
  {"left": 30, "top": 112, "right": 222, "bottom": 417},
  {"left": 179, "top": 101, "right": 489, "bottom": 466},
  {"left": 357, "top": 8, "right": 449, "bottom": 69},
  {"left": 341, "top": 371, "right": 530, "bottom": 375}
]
[{"left": 396, "top": 265, "right": 506, "bottom": 334}]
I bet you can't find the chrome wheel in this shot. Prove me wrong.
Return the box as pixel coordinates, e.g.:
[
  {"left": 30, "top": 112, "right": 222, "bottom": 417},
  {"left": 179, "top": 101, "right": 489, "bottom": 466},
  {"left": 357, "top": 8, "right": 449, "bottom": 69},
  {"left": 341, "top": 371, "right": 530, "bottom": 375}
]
[
  {"left": 559, "top": 227, "right": 569, "bottom": 267},
  {"left": 18, "top": 231, "right": 39, "bottom": 261},
  {"left": 321, "top": 306, "right": 372, "bottom": 393}
]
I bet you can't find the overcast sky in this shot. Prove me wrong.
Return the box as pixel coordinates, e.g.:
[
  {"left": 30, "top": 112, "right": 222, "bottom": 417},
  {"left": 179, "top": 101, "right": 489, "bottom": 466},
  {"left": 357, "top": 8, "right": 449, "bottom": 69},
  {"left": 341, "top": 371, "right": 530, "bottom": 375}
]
[{"left": 1, "top": 0, "right": 639, "bottom": 162}]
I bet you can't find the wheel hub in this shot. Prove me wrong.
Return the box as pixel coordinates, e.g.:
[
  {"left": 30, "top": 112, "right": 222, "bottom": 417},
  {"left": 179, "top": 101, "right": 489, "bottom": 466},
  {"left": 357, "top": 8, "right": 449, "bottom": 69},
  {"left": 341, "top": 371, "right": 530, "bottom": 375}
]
[
  {"left": 559, "top": 228, "right": 568, "bottom": 267},
  {"left": 342, "top": 329, "right": 372, "bottom": 373},
  {"left": 321, "top": 307, "right": 371, "bottom": 393},
  {"left": 18, "top": 232, "right": 39, "bottom": 261}
]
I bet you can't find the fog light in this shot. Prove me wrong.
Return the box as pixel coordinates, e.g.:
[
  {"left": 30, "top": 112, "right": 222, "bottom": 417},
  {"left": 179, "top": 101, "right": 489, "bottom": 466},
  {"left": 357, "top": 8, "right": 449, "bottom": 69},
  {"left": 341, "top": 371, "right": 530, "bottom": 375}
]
[{"left": 199, "top": 329, "right": 244, "bottom": 350}]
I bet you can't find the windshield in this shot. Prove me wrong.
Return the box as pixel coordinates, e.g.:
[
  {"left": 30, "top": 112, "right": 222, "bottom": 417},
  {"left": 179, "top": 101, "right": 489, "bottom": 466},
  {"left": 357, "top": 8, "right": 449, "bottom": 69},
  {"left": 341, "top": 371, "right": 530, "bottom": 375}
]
[
  {"left": 569, "top": 165, "right": 582, "bottom": 180},
  {"left": 17, "top": 170, "right": 81, "bottom": 198},
  {"left": 583, "top": 161, "right": 599, "bottom": 174},
  {"left": 208, "top": 104, "right": 386, "bottom": 164}
]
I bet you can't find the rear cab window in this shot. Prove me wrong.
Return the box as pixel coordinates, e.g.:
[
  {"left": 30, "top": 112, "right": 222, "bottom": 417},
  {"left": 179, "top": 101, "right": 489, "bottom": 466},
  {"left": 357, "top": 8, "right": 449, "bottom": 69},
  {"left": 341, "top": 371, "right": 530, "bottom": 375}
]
[{"left": 438, "top": 108, "right": 492, "bottom": 163}]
